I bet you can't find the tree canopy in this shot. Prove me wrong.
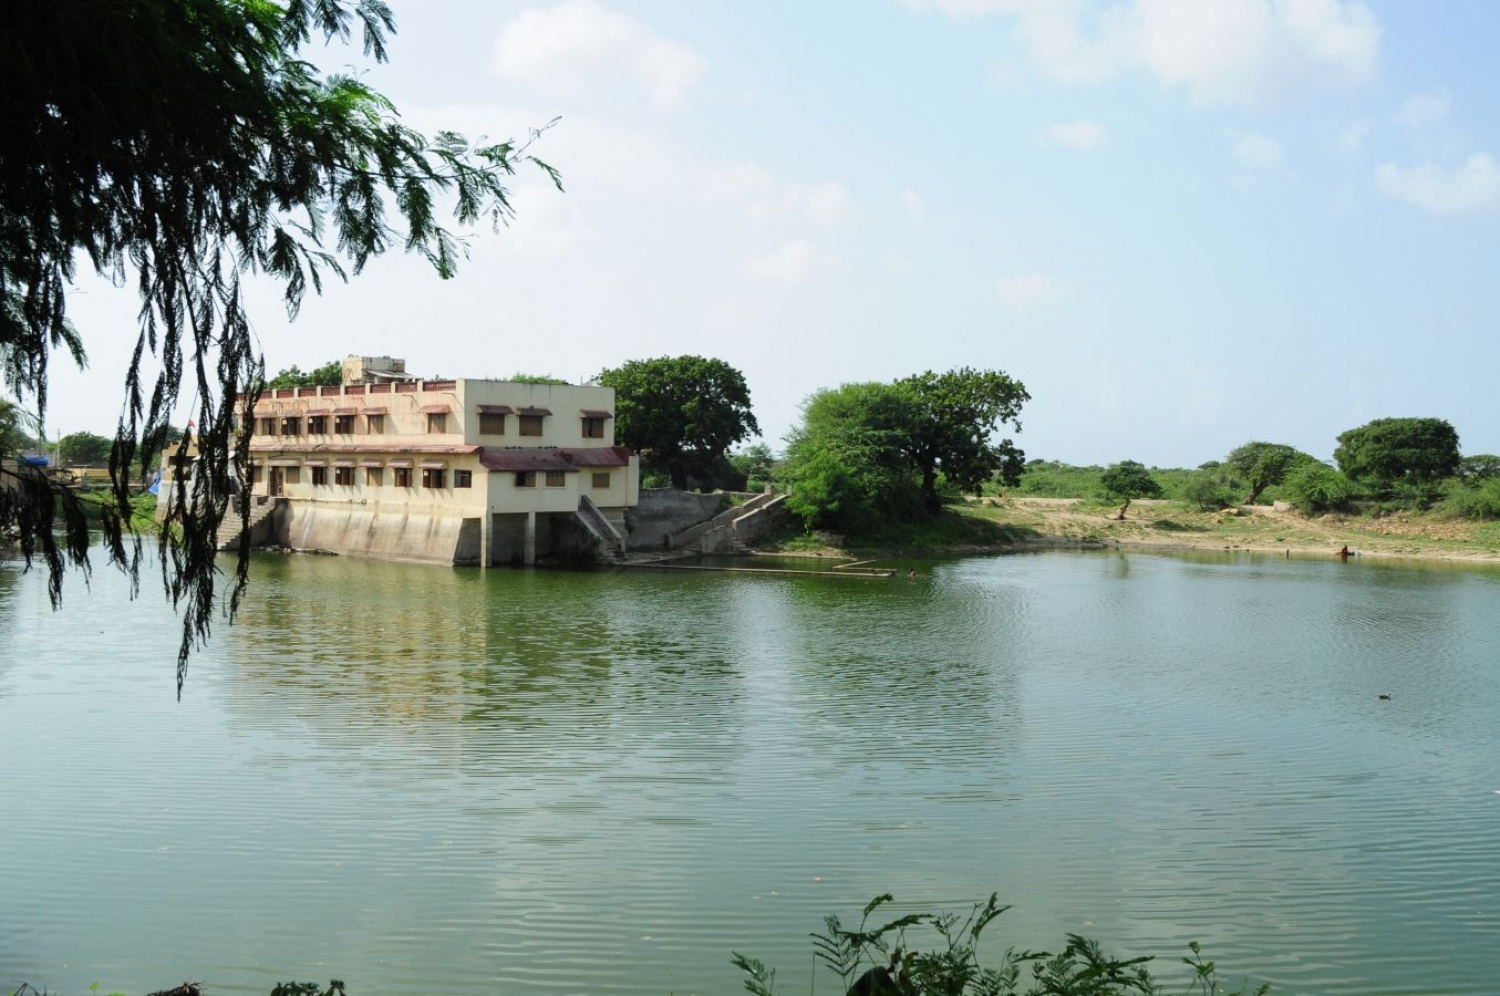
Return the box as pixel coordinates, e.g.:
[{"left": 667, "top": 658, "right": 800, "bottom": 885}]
[
  {"left": 58, "top": 431, "right": 113, "bottom": 466},
  {"left": 783, "top": 368, "right": 1029, "bottom": 533},
  {"left": 598, "top": 356, "right": 760, "bottom": 490},
  {"left": 1, "top": 0, "right": 556, "bottom": 693},
  {"left": 1222, "top": 441, "right": 1309, "bottom": 505},
  {"left": 266, "top": 361, "right": 343, "bottom": 389},
  {"left": 1333, "top": 418, "right": 1461, "bottom": 489},
  {"left": 1099, "top": 460, "right": 1161, "bottom": 519}
]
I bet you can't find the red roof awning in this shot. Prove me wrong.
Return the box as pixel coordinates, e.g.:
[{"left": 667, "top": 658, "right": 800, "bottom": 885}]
[
  {"left": 333, "top": 407, "right": 358, "bottom": 415},
  {"left": 419, "top": 460, "right": 447, "bottom": 469},
  {"left": 580, "top": 409, "right": 613, "bottom": 419},
  {"left": 361, "top": 407, "right": 389, "bottom": 415},
  {"left": 386, "top": 459, "right": 412, "bottom": 468},
  {"left": 517, "top": 406, "right": 552, "bottom": 417},
  {"left": 303, "top": 409, "right": 331, "bottom": 417},
  {"left": 475, "top": 404, "right": 513, "bottom": 414},
  {"left": 358, "top": 460, "right": 384, "bottom": 468},
  {"left": 332, "top": 459, "right": 356, "bottom": 467},
  {"left": 560, "top": 446, "right": 631, "bottom": 468},
  {"left": 418, "top": 403, "right": 452, "bottom": 414},
  {"left": 479, "top": 448, "right": 577, "bottom": 473},
  {"left": 266, "top": 458, "right": 301, "bottom": 467}
]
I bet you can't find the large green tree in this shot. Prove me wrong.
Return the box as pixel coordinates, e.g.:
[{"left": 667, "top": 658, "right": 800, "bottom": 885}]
[
  {"left": 58, "top": 431, "right": 114, "bottom": 466},
  {"left": 895, "top": 368, "right": 1028, "bottom": 512},
  {"left": 599, "top": 356, "right": 760, "bottom": 490},
  {"left": 266, "top": 360, "right": 344, "bottom": 389},
  {"left": 1333, "top": 417, "right": 1461, "bottom": 489},
  {"left": 1222, "top": 441, "right": 1309, "bottom": 505},
  {"left": 782, "top": 367, "right": 1029, "bottom": 531},
  {"left": 1099, "top": 460, "right": 1162, "bottom": 520},
  {"left": 1, "top": 0, "right": 556, "bottom": 692}
]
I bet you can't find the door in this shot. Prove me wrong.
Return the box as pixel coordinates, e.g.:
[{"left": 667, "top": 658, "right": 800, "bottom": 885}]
[{"left": 269, "top": 467, "right": 283, "bottom": 497}]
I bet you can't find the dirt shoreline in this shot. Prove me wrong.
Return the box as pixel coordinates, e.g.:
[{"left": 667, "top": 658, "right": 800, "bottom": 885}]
[{"left": 761, "top": 497, "right": 1500, "bottom": 566}]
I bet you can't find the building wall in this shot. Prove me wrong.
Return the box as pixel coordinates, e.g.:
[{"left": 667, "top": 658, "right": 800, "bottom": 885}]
[{"left": 241, "top": 375, "right": 639, "bottom": 563}]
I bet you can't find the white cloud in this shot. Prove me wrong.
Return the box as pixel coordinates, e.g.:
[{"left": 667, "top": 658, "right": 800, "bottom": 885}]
[
  {"left": 1228, "top": 131, "right": 1284, "bottom": 170},
  {"left": 1394, "top": 88, "right": 1450, "bottom": 133},
  {"left": 996, "top": 273, "right": 1063, "bottom": 309},
  {"left": 795, "top": 182, "right": 854, "bottom": 227},
  {"left": 742, "top": 240, "right": 818, "bottom": 282},
  {"left": 1336, "top": 119, "right": 1371, "bottom": 154},
  {"left": 1375, "top": 155, "right": 1500, "bottom": 214},
  {"left": 493, "top": 0, "right": 706, "bottom": 107},
  {"left": 1036, "top": 119, "right": 1108, "bottom": 151},
  {"left": 909, "top": 0, "right": 1381, "bottom": 105},
  {"left": 901, "top": 189, "right": 927, "bottom": 225}
]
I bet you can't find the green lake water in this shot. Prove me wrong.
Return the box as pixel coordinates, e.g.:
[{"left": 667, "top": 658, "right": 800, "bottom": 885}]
[{"left": 2, "top": 550, "right": 1499, "bottom": 994}]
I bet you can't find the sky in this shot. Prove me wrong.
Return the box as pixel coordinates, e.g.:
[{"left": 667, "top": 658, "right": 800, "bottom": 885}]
[{"left": 32, "top": 0, "right": 1500, "bottom": 467}]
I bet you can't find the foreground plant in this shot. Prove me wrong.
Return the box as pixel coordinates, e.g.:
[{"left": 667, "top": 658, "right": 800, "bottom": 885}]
[{"left": 732, "top": 894, "right": 1270, "bottom": 996}]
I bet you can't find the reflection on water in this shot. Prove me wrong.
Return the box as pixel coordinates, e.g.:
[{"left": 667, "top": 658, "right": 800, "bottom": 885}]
[{"left": 2, "top": 550, "right": 1499, "bottom": 995}]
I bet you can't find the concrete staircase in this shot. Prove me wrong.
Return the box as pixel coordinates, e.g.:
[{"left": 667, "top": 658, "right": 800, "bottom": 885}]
[
  {"left": 217, "top": 496, "right": 282, "bottom": 550},
  {"left": 670, "top": 492, "right": 790, "bottom": 555},
  {"left": 575, "top": 494, "right": 626, "bottom": 562}
]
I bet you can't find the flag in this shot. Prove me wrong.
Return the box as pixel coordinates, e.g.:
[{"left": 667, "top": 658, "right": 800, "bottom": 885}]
[{"left": 147, "top": 469, "right": 162, "bottom": 496}]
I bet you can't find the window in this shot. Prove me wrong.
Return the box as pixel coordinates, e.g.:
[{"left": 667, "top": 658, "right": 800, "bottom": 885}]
[
  {"left": 426, "top": 413, "right": 447, "bottom": 433},
  {"left": 283, "top": 466, "right": 301, "bottom": 484},
  {"left": 334, "top": 466, "right": 354, "bottom": 486},
  {"left": 307, "top": 415, "right": 327, "bottom": 434},
  {"left": 280, "top": 416, "right": 301, "bottom": 436},
  {"left": 256, "top": 417, "right": 277, "bottom": 436},
  {"left": 582, "top": 417, "right": 605, "bottom": 439},
  {"left": 519, "top": 414, "right": 544, "bottom": 437},
  {"left": 393, "top": 467, "right": 412, "bottom": 488},
  {"left": 311, "top": 466, "right": 328, "bottom": 486},
  {"left": 365, "top": 467, "right": 383, "bottom": 487},
  {"left": 422, "top": 468, "right": 445, "bottom": 489},
  {"left": 515, "top": 471, "right": 535, "bottom": 488},
  {"left": 479, "top": 412, "right": 506, "bottom": 435},
  {"left": 545, "top": 470, "right": 567, "bottom": 488},
  {"left": 250, "top": 465, "right": 263, "bottom": 485},
  {"left": 334, "top": 415, "right": 354, "bottom": 434},
  {"left": 592, "top": 471, "right": 611, "bottom": 489},
  {"left": 454, "top": 470, "right": 473, "bottom": 488},
  {"left": 367, "top": 414, "right": 384, "bottom": 434}
]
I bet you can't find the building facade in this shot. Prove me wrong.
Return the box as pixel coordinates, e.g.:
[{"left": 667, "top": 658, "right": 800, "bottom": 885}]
[{"left": 242, "top": 359, "right": 640, "bottom": 565}]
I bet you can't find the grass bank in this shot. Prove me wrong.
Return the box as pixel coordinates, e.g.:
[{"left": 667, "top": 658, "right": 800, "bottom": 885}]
[{"left": 755, "top": 496, "right": 1500, "bottom": 564}]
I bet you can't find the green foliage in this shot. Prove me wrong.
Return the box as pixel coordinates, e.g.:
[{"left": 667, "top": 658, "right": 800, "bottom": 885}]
[
  {"left": 733, "top": 894, "right": 1270, "bottom": 996},
  {"left": 1437, "top": 477, "right": 1500, "bottom": 520},
  {"left": 58, "top": 430, "right": 114, "bottom": 466},
  {"left": 2, "top": 0, "right": 554, "bottom": 691},
  {"left": 267, "top": 360, "right": 343, "bottom": 389},
  {"left": 1457, "top": 454, "right": 1500, "bottom": 483},
  {"left": 1185, "top": 469, "right": 1236, "bottom": 511},
  {"left": 896, "top": 368, "right": 1030, "bottom": 510},
  {"left": 1283, "top": 462, "right": 1356, "bottom": 514},
  {"left": 508, "top": 373, "right": 571, "bottom": 385},
  {"left": 729, "top": 442, "right": 778, "bottom": 491},
  {"left": 1222, "top": 442, "right": 1308, "bottom": 504},
  {"left": 1015, "top": 461, "right": 1103, "bottom": 498},
  {"left": 1334, "top": 418, "right": 1461, "bottom": 490},
  {"left": 1100, "top": 461, "right": 1162, "bottom": 501},
  {"left": 783, "top": 368, "right": 1028, "bottom": 533},
  {"left": 0, "top": 398, "right": 39, "bottom": 454},
  {"left": 599, "top": 355, "right": 760, "bottom": 490}
]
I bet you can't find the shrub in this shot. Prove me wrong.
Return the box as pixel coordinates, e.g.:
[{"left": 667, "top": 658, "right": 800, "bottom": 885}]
[
  {"left": 733, "top": 893, "right": 1270, "bottom": 996},
  {"left": 1283, "top": 463, "right": 1357, "bottom": 514},
  {"left": 1437, "top": 478, "right": 1500, "bottom": 520}
]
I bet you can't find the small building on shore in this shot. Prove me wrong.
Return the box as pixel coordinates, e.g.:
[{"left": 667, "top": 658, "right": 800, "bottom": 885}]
[{"left": 240, "top": 357, "right": 640, "bottom": 565}]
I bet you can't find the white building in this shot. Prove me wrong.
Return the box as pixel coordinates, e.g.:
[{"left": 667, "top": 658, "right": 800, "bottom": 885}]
[{"left": 241, "top": 358, "right": 639, "bottom": 565}]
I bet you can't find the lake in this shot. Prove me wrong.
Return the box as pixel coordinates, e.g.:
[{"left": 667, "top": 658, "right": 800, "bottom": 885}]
[{"left": 3, "top": 549, "right": 1498, "bottom": 995}]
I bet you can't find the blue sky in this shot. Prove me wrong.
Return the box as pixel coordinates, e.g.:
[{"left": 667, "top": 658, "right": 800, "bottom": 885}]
[{"left": 37, "top": 0, "right": 1500, "bottom": 466}]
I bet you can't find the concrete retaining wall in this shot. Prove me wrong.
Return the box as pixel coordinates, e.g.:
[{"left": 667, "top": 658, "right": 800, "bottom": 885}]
[
  {"left": 624, "top": 488, "right": 726, "bottom": 551},
  {"left": 276, "top": 501, "right": 474, "bottom": 565}
]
